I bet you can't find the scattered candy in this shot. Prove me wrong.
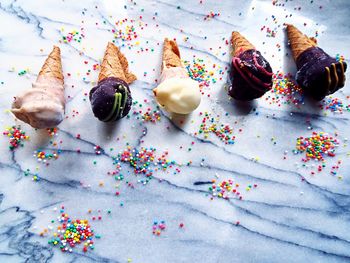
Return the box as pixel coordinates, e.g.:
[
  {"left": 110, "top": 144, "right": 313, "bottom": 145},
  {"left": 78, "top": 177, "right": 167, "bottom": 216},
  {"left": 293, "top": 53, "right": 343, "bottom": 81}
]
[
  {"left": 183, "top": 58, "right": 223, "bottom": 92},
  {"left": 3, "top": 126, "right": 29, "bottom": 150},
  {"left": 34, "top": 149, "right": 61, "bottom": 164},
  {"left": 61, "top": 29, "right": 85, "bottom": 43},
  {"left": 265, "top": 71, "right": 304, "bottom": 107},
  {"left": 209, "top": 179, "right": 257, "bottom": 200},
  {"left": 152, "top": 220, "right": 166, "bottom": 236},
  {"left": 196, "top": 112, "right": 236, "bottom": 144},
  {"left": 129, "top": 100, "right": 161, "bottom": 123},
  {"left": 294, "top": 132, "right": 339, "bottom": 171},
  {"left": 112, "top": 146, "right": 178, "bottom": 185},
  {"left": 47, "top": 207, "right": 97, "bottom": 253},
  {"left": 320, "top": 97, "right": 350, "bottom": 114},
  {"left": 203, "top": 11, "right": 220, "bottom": 21},
  {"left": 47, "top": 128, "right": 58, "bottom": 137}
]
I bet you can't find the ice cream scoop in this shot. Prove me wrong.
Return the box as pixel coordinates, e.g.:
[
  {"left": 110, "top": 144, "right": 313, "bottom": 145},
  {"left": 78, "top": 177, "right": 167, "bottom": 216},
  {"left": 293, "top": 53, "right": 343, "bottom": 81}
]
[
  {"left": 228, "top": 32, "right": 273, "bottom": 101},
  {"left": 286, "top": 24, "right": 347, "bottom": 100},
  {"left": 153, "top": 38, "right": 201, "bottom": 114},
  {"left": 11, "top": 46, "right": 65, "bottom": 129},
  {"left": 90, "top": 42, "right": 136, "bottom": 122}
]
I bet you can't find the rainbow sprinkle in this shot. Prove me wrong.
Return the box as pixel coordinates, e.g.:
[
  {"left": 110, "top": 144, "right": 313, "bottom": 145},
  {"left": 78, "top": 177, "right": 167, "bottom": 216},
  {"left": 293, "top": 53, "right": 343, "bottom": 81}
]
[
  {"left": 47, "top": 208, "right": 96, "bottom": 253},
  {"left": 203, "top": 11, "right": 220, "bottom": 21},
  {"left": 61, "top": 29, "right": 85, "bottom": 43},
  {"left": 209, "top": 179, "right": 257, "bottom": 200},
  {"left": 47, "top": 128, "right": 58, "bottom": 137},
  {"left": 34, "top": 149, "right": 61, "bottom": 164},
  {"left": 196, "top": 112, "right": 236, "bottom": 144},
  {"left": 112, "top": 146, "right": 178, "bottom": 185},
  {"left": 152, "top": 220, "right": 166, "bottom": 236},
  {"left": 3, "top": 126, "right": 30, "bottom": 150},
  {"left": 320, "top": 97, "right": 350, "bottom": 114},
  {"left": 294, "top": 132, "right": 339, "bottom": 163},
  {"left": 265, "top": 71, "right": 304, "bottom": 107},
  {"left": 130, "top": 100, "right": 161, "bottom": 123},
  {"left": 112, "top": 18, "right": 143, "bottom": 48},
  {"left": 183, "top": 57, "right": 224, "bottom": 91}
]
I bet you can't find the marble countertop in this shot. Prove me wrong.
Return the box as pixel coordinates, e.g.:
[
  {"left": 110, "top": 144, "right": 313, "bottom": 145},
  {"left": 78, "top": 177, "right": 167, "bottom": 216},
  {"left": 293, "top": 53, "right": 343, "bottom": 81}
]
[{"left": 1, "top": 0, "right": 350, "bottom": 262}]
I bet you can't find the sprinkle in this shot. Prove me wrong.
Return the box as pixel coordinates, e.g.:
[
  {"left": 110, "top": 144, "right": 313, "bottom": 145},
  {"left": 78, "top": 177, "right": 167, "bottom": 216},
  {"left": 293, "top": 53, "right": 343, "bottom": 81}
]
[
  {"left": 3, "top": 126, "right": 30, "bottom": 150},
  {"left": 61, "top": 29, "right": 85, "bottom": 43},
  {"left": 111, "top": 146, "right": 178, "bottom": 185},
  {"left": 183, "top": 58, "right": 223, "bottom": 92},
  {"left": 112, "top": 18, "right": 144, "bottom": 48},
  {"left": 17, "top": 69, "right": 29, "bottom": 76},
  {"left": 47, "top": 208, "right": 98, "bottom": 253},
  {"left": 203, "top": 11, "right": 220, "bottom": 21},
  {"left": 129, "top": 100, "right": 161, "bottom": 123},
  {"left": 152, "top": 220, "right": 166, "bottom": 236},
  {"left": 320, "top": 97, "right": 349, "bottom": 114},
  {"left": 34, "top": 149, "right": 61, "bottom": 164},
  {"left": 265, "top": 71, "right": 304, "bottom": 107},
  {"left": 47, "top": 128, "right": 58, "bottom": 137},
  {"left": 294, "top": 132, "right": 339, "bottom": 171},
  {"left": 197, "top": 112, "right": 236, "bottom": 144},
  {"left": 209, "top": 179, "right": 257, "bottom": 200}
]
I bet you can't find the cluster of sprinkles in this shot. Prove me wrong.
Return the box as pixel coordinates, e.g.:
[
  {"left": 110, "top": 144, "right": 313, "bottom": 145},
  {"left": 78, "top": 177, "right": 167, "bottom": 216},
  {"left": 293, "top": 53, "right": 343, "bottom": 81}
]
[
  {"left": 265, "top": 71, "right": 304, "bottom": 107},
  {"left": 152, "top": 220, "right": 166, "bottom": 236},
  {"left": 208, "top": 179, "right": 257, "bottom": 200},
  {"left": 17, "top": 69, "right": 29, "bottom": 76},
  {"left": 112, "top": 146, "right": 179, "bottom": 185},
  {"left": 47, "top": 128, "right": 58, "bottom": 137},
  {"left": 330, "top": 160, "right": 343, "bottom": 179},
  {"left": 129, "top": 100, "right": 161, "bottom": 123},
  {"left": 33, "top": 149, "right": 61, "bottom": 165},
  {"left": 111, "top": 18, "right": 143, "bottom": 48},
  {"left": 261, "top": 25, "right": 277, "bottom": 38},
  {"left": 203, "top": 11, "right": 220, "bottom": 21},
  {"left": 294, "top": 132, "right": 339, "bottom": 172},
  {"left": 3, "top": 126, "right": 29, "bottom": 150},
  {"left": 320, "top": 97, "right": 350, "bottom": 114},
  {"left": 61, "top": 29, "right": 85, "bottom": 43},
  {"left": 183, "top": 57, "right": 224, "bottom": 93},
  {"left": 335, "top": 54, "right": 345, "bottom": 63},
  {"left": 46, "top": 206, "right": 97, "bottom": 253},
  {"left": 196, "top": 112, "right": 236, "bottom": 144},
  {"left": 24, "top": 168, "right": 40, "bottom": 182}
]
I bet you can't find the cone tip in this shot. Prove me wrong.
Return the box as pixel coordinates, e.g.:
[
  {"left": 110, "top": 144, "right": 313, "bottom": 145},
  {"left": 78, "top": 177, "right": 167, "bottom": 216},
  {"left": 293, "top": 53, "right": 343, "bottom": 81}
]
[{"left": 52, "top": 45, "right": 60, "bottom": 52}]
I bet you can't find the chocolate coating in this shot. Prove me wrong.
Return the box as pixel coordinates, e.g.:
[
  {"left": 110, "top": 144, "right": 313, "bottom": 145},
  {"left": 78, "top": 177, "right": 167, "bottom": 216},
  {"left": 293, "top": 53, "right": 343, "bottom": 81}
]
[
  {"left": 89, "top": 77, "right": 132, "bottom": 122},
  {"left": 228, "top": 49, "right": 273, "bottom": 101},
  {"left": 296, "top": 47, "right": 347, "bottom": 100}
]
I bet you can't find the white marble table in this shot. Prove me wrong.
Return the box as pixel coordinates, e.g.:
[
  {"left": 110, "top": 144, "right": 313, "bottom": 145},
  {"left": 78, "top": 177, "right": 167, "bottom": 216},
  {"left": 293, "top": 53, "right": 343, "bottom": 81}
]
[{"left": 0, "top": 0, "right": 350, "bottom": 262}]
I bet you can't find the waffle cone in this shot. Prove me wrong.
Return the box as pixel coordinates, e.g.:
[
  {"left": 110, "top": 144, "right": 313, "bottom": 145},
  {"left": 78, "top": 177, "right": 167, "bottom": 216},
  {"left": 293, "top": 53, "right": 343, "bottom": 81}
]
[
  {"left": 36, "top": 46, "right": 64, "bottom": 85},
  {"left": 286, "top": 24, "right": 317, "bottom": 61},
  {"left": 98, "top": 42, "right": 136, "bottom": 84},
  {"left": 231, "top": 31, "right": 255, "bottom": 57},
  {"left": 162, "top": 38, "right": 182, "bottom": 70}
]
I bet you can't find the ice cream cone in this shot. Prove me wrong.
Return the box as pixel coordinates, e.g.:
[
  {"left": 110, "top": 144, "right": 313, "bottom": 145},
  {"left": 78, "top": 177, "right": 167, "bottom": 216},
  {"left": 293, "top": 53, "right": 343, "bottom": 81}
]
[
  {"left": 231, "top": 31, "right": 255, "bottom": 57},
  {"left": 286, "top": 24, "right": 317, "bottom": 61},
  {"left": 36, "top": 46, "right": 64, "bottom": 85},
  {"left": 11, "top": 46, "right": 66, "bottom": 129},
  {"left": 98, "top": 42, "right": 136, "bottom": 84},
  {"left": 162, "top": 38, "right": 183, "bottom": 70},
  {"left": 153, "top": 38, "right": 201, "bottom": 114}
]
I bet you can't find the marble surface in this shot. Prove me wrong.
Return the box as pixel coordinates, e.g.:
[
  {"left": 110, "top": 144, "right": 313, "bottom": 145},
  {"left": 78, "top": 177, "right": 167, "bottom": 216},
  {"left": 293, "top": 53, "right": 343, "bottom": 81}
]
[{"left": 1, "top": 0, "right": 350, "bottom": 262}]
